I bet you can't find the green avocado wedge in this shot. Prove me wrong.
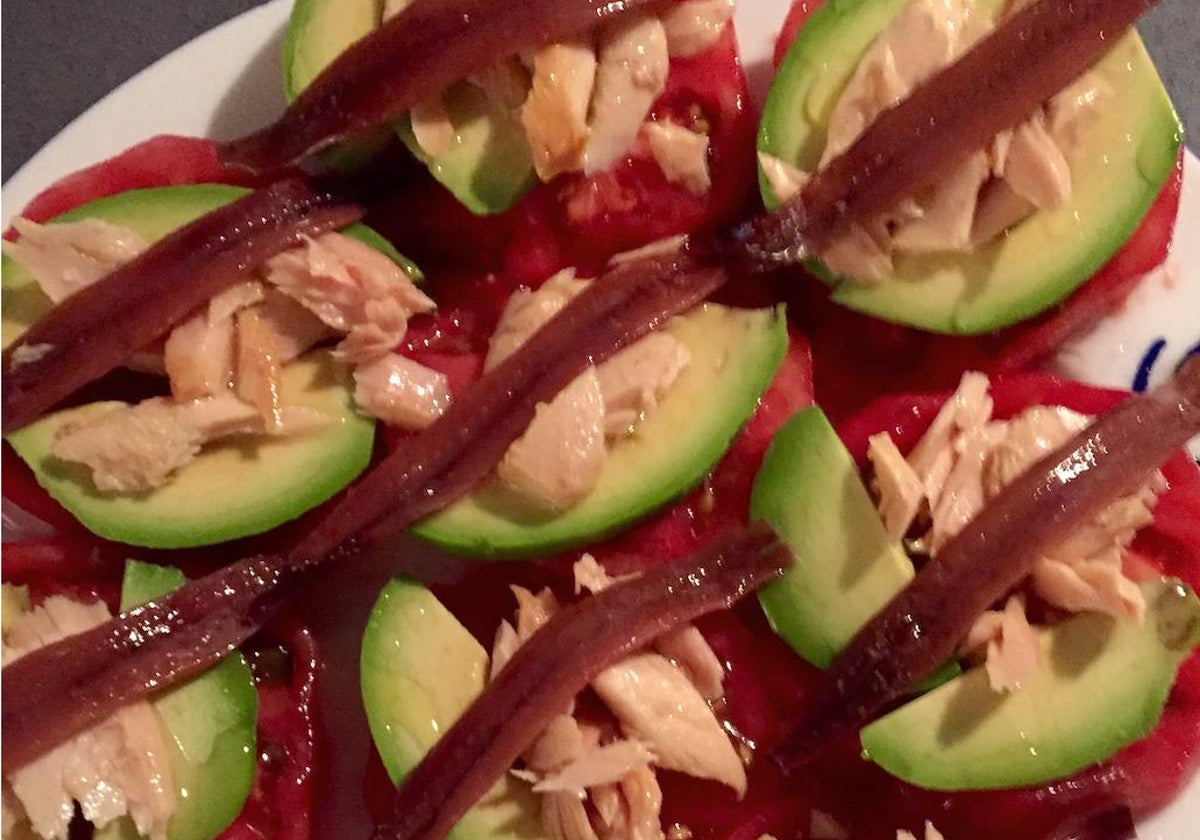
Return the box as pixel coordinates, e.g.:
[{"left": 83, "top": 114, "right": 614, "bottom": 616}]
[
  {"left": 758, "top": 0, "right": 1182, "bottom": 334},
  {"left": 7, "top": 351, "right": 374, "bottom": 548},
  {"left": 361, "top": 578, "right": 546, "bottom": 840},
  {"left": 413, "top": 304, "right": 789, "bottom": 558},
  {"left": 751, "top": 406, "right": 915, "bottom": 669},
  {"left": 94, "top": 560, "right": 257, "bottom": 840},
  {"left": 860, "top": 577, "right": 1200, "bottom": 790},
  {"left": 284, "top": 0, "right": 537, "bottom": 213},
  {"left": 0, "top": 183, "right": 423, "bottom": 548}
]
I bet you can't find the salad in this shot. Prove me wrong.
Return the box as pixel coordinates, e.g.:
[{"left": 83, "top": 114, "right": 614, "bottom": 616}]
[{"left": 2, "top": 0, "right": 1199, "bottom": 839}]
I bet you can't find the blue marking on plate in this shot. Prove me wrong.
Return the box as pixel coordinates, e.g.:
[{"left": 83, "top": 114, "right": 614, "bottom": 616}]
[{"left": 1133, "top": 338, "right": 1168, "bottom": 392}]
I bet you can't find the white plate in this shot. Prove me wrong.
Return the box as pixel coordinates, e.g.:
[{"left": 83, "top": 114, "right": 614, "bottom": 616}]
[{"left": 3, "top": 0, "right": 1198, "bottom": 836}]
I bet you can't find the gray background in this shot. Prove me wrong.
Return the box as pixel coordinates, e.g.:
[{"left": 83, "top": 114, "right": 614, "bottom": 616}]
[{"left": 2, "top": 0, "right": 1197, "bottom": 181}]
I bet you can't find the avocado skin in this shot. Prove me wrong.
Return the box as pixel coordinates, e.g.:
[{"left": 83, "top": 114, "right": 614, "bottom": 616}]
[
  {"left": 861, "top": 577, "right": 1200, "bottom": 790},
  {"left": 361, "top": 578, "right": 547, "bottom": 840},
  {"left": 284, "top": 0, "right": 537, "bottom": 214},
  {"left": 752, "top": 406, "right": 915, "bottom": 669},
  {"left": 758, "top": 0, "right": 1182, "bottom": 334},
  {"left": 0, "top": 184, "right": 412, "bottom": 549},
  {"left": 92, "top": 560, "right": 257, "bottom": 840},
  {"left": 413, "top": 304, "right": 789, "bottom": 559}
]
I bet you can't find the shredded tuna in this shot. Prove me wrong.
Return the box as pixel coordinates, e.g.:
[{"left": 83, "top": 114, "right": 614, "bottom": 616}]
[
  {"left": 522, "top": 40, "right": 597, "bottom": 180},
  {"left": 585, "top": 14, "right": 669, "bottom": 175},
  {"left": 410, "top": 95, "right": 457, "bottom": 158},
  {"left": 52, "top": 394, "right": 330, "bottom": 494},
  {"left": 470, "top": 58, "right": 532, "bottom": 111},
  {"left": 896, "top": 822, "right": 946, "bottom": 840},
  {"left": 776, "top": 0, "right": 1104, "bottom": 282},
  {"left": 3, "top": 218, "right": 148, "bottom": 304},
  {"left": 592, "top": 653, "right": 747, "bottom": 795},
  {"left": 352, "top": 352, "right": 451, "bottom": 430},
  {"left": 512, "top": 586, "right": 562, "bottom": 641},
  {"left": 255, "top": 288, "right": 337, "bottom": 363},
  {"left": 873, "top": 373, "right": 1165, "bottom": 690},
  {"left": 486, "top": 270, "right": 590, "bottom": 371},
  {"left": 208, "top": 281, "right": 266, "bottom": 323},
  {"left": 490, "top": 620, "right": 522, "bottom": 681},
  {"left": 234, "top": 306, "right": 285, "bottom": 428},
  {"left": 660, "top": 0, "right": 735, "bottom": 57},
  {"left": 542, "top": 790, "right": 600, "bottom": 840},
  {"left": 164, "top": 311, "right": 235, "bottom": 401},
  {"left": 3, "top": 597, "right": 175, "bottom": 840},
  {"left": 757, "top": 151, "right": 807, "bottom": 205},
  {"left": 961, "top": 596, "right": 1041, "bottom": 693},
  {"left": 868, "top": 432, "right": 924, "bottom": 541},
  {"left": 263, "top": 232, "right": 434, "bottom": 365},
  {"left": 594, "top": 332, "right": 690, "bottom": 438},
  {"left": 652, "top": 626, "right": 726, "bottom": 701},
  {"left": 608, "top": 235, "right": 689, "bottom": 266},
  {"left": 644, "top": 121, "right": 712, "bottom": 196},
  {"left": 1031, "top": 553, "right": 1146, "bottom": 621},
  {"left": 534, "top": 740, "right": 656, "bottom": 794},
  {"left": 574, "top": 553, "right": 616, "bottom": 595},
  {"left": 525, "top": 714, "right": 589, "bottom": 775},
  {"left": 497, "top": 370, "right": 608, "bottom": 510}
]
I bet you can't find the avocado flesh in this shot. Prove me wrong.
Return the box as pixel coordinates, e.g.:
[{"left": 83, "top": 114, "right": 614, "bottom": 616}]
[
  {"left": 284, "top": 0, "right": 536, "bottom": 214},
  {"left": 757, "top": 0, "right": 1182, "bottom": 334},
  {"left": 413, "top": 303, "right": 789, "bottom": 558},
  {"left": 361, "top": 578, "right": 546, "bottom": 840},
  {"left": 7, "top": 351, "right": 374, "bottom": 548},
  {"left": 94, "top": 560, "right": 257, "bottom": 840},
  {"left": 1, "top": 183, "right": 415, "bottom": 349},
  {"left": 751, "top": 406, "right": 915, "bottom": 669},
  {"left": 0, "top": 183, "right": 428, "bottom": 548},
  {"left": 860, "top": 577, "right": 1200, "bottom": 790}
]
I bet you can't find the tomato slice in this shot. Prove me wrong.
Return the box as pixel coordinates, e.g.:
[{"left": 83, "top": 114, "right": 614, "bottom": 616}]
[
  {"left": 655, "top": 374, "right": 1200, "bottom": 840},
  {"left": 773, "top": 0, "right": 1183, "bottom": 422},
  {"left": 9, "top": 135, "right": 258, "bottom": 229},
  {"left": 368, "top": 25, "right": 757, "bottom": 292}
]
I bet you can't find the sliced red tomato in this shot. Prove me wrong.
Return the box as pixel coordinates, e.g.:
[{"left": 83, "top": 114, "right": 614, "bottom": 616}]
[
  {"left": 10, "top": 135, "right": 258, "bottom": 229},
  {"left": 663, "top": 374, "right": 1200, "bottom": 840},
  {"left": 368, "top": 24, "right": 757, "bottom": 295},
  {"left": 221, "top": 617, "right": 320, "bottom": 840},
  {"left": 773, "top": 0, "right": 1183, "bottom": 422}
]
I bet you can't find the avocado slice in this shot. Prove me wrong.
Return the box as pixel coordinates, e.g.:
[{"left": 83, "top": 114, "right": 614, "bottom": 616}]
[
  {"left": 758, "top": 0, "right": 1182, "bottom": 334},
  {"left": 1, "top": 183, "right": 424, "bottom": 548},
  {"left": 412, "top": 303, "right": 789, "bottom": 558},
  {"left": 1, "top": 183, "right": 417, "bottom": 349},
  {"left": 284, "top": 0, "right": 537, "bottom": 214},
  {"left": 95, "top": 559, "right": 257, "bottom": 840},
  {"left": 860, "top": 576, "right": 1200, "bottom": 790},
  {"left": 7, "top": 351, "right": 373, "bottom": 548},
  {"left": 361, "top": 578, "right": 546, "bottom": 840},
  {"left": 751, "top": 406, "right": 915, "bottom": 669}
]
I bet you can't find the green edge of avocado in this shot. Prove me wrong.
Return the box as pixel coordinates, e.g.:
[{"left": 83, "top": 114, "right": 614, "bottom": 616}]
[
  {"left": 284, "top": 0, "right": 536, "bottom": 213},
  {"left": 861, "top": 576, "right": 1200, "bottom": 790},
  {"left": 757, "top": 0, "right": 1182, "bottom": 334},
  {"left": 1, "top": 184, "right": 406, "bottom": 548},
  {"left": 94, "top": 560, "right": 257, "bottom": 840},
  {"left": 412, "top": 303, "right": 789, "bottom": 558},
  {"left": 361, "top": 578, "right": 547, "bottom": 840}
]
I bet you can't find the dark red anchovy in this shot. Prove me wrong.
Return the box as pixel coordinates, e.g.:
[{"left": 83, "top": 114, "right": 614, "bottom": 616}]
[
  {"left": 219, "top": 0, "right": 659, "bottom": 176},
  {"left": 371, "top": 523, "right": 791, "bottom": 840},
  {"left": 774, "top": 356, "right": 1200, "bottom": 770},
  {"left": 0, "top": 248, "right": 727, "bottom": 770},
  {"left": 1, "top": 178, "right": 361, "bottom": 433},
  {"left": 731, "top": 0, "right": 1161, "bottom": 265}
]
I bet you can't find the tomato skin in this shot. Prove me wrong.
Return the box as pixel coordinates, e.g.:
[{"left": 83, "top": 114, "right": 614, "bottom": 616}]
[{"left": 10, "top": 135, "right": 257, "bottom": 229}]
